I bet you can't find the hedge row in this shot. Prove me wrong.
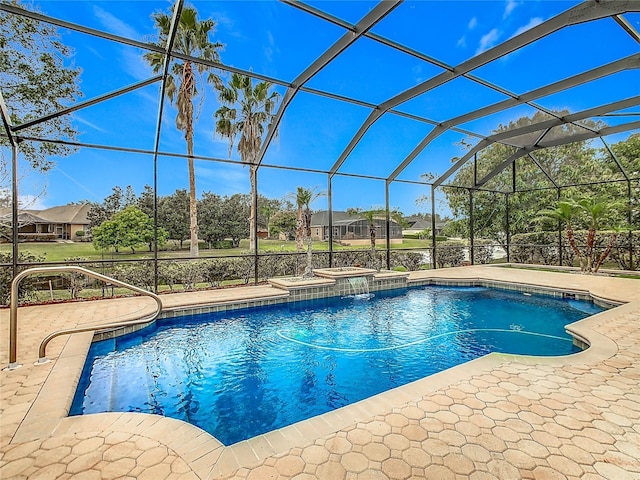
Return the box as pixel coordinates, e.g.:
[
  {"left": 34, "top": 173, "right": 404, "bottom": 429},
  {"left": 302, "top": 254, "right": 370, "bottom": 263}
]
[
  {"left": 510, "top": 231, "right": 640, "bottom": 270},
  {"left": 1, "top": 250, "right": 435, "bottom": 305}
]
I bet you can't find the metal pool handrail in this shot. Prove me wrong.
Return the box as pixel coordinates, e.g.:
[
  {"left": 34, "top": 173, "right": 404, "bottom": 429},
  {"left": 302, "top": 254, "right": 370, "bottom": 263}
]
[{"left": 7, "top": 266, "right": 163, "bottom": 370}]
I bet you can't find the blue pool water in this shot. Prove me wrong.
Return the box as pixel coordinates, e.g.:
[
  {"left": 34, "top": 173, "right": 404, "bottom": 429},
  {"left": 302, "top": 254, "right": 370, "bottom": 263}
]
[{"left": 71, "top": 286, "right": 604, "bottom": 445}]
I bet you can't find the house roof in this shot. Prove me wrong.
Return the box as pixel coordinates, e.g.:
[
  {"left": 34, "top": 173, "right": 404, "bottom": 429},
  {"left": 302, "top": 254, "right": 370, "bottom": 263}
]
[
  {"left": 311, "top": 210, "right": 400, "bottom": 227},
  {"left": 405, "top": 217, "right": 431, "bottom": 230},
  {"left": 0, "top": 204, "right": 91, "bottom": 225},
  {"left": 38, "top": 204, "right": 91, "bottom": 224},
  {"left": 0, "top": 212, "right": 50, "bottom": 225},
  {"left": 310, "top": 211, "right": 353, "bottom": 226}
]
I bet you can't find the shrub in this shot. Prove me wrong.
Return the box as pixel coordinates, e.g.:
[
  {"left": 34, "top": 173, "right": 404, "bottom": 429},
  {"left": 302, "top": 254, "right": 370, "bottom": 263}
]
[
  {"left": 510, "top": 232, "right": 566, "bottom": 265},
  {"left": 201, "top": 259, "right": 232, "bottom": 287},
  {"left": 435, "top": 241, "right": 465, "bottom": 268},
  {"left": 62, "top": 257, "right": 88, "bottom": 299},
  {"left": 472, "top": 239, "right": 494, "bottom": 265},
  {"left": 112, "top": 260, "right": 155, "bottom": 291},
  {"left": 609, "top": 231, "right": 640, "bottom": 270},
  {"left": 0, "top": 251, "right": 46, "bottom": 305}
]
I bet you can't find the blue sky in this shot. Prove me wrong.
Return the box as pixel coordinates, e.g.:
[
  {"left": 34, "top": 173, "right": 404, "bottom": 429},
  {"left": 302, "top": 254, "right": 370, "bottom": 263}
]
[{"left": 8, "top": 0, "right": 640, "bottom": 216}]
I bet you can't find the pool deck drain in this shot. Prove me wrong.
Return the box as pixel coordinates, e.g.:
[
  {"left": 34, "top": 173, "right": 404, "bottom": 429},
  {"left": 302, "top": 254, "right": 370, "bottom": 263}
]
[{"left": 1, "top": 265, "right": 640, "bottom": 479}]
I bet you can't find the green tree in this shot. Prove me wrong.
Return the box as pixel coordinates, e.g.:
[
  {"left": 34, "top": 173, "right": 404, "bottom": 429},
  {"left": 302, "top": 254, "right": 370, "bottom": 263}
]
[
  {"left": 270, "top": 210, "right": 296, "bottom": 239},
  {"left": 436, "top": 112, "right": 617, "bottom": 246},
  {"left": 198, "top": 191, "right": 225, "bottom": 247},
  {"left": 0, "top": 0, "right": 82, "bottom": 171},
  {"left": 145, "top": 4, "right": 223, "bottom": 257},
  {"left": 159, "top": 189, "right": 190, "bottom": 248},
  {"left": 87, "top": 186, "right": 128, "bottom": 229},
  {"left": 137, "top": 185, "right": 155, "bottom": 218},
  {"left": 222, "top": 193, "right": 250, "bottom": 248},
  {"left": 258, "top": 196, "right": 282, "bottom": 239},
  {"left": 92, "top": 206, "right": 167, "bottom": 253},
  {"left": 213, "top": 73, "right": 280, "bottom": 251}
]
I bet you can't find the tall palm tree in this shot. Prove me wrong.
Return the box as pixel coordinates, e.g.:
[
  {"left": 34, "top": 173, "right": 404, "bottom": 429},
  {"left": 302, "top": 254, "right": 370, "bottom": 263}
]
[
  {"left": 213, "top": 73, "right": 280, "bottom": 252},
  {"left": 295, "top": 187, "right": 324, "bottom": 278},
  {"left": 145, "top": 5, "right": 222, "bottom": 257}
]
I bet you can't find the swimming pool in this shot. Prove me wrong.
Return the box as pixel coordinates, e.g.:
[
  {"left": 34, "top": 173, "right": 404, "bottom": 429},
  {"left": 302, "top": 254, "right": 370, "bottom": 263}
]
[{"left": 71, "top": 285, "right": 603, "bottom": 445}]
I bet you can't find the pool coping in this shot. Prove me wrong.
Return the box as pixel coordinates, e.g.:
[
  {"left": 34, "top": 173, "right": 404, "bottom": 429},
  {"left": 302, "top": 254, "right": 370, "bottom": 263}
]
[{"left": 10, "top": 268, "right": 638, "bottom": 479}]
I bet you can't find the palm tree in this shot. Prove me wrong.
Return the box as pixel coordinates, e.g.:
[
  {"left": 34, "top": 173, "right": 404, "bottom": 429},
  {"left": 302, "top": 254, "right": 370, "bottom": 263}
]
[
  {"left": 294, "top": 187, "right": 324, "bottom": 278},
  {"left": 213, "top": 73, "right": 280, "bottom": 252},
  {"left": 538, "top": 196, "right": 622, "bottom": 273},
  {"left": 144, "top": 5, "right": 222, "bottom": 257}
]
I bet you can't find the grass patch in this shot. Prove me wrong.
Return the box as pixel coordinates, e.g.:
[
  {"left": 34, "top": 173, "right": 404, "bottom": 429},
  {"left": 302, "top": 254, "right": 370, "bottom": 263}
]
[{"left": 2, "top": 238, "right": 437, "bottom": 263}]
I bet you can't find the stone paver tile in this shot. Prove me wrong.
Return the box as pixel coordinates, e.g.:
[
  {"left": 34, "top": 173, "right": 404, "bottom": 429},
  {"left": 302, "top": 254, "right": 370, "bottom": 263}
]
[
  {"left": 401, "top": 447, "right": 431, "bottom": 468},
  {"left": 301, "top": 445, "right": 330, "bottom": 465},
  {"left": 65, "top": 451, "right": 102, "bottom": 474},
  {"left": 443, "top": 453, "right": 474, "bottom": 475},
  {"left": 275, "top": 455, "right": 305, "bottom": 477},
  {"left": 136, "top": 445, "right": 169, "bottom": 468},
  {"left": 381, "top": 458, "right": 411, "bottom": 480},
  {"left": 324, "top": 436, "right": 352, "bottom": 455},
  {"left": 503, "top": 449, "right": 537, "bottom": 470},
  {"left": 400, "top": 425, "right": 427, "bottom": 442},
  {"left": 364, "top": 420, "right": 392, "bottom": 438},
  {"left": 362, "top": 443, "right": 390, "bottom": 462},
  {"left": 316, "top": 460, "right": 347, "bottom": 479},
  {"left": 593, "top": 461, "right": 638, "bottom": 480},
  {"left": 138, "top": 461, "right": 172, "bottom": 480},
  {"left": 383, "top": 434, "right": 410, "bottom": 452},
  {"left": 487, "top": 459, "right": 520, "bottom": 479},
  {"left": 421, "top": 438, "right": 449, "bottom": 457},
  {"left": 399, "top": 406, "right": 424, "bottom": 421},
  {"left": 347, "top": 429, "right": 373, "bottom": 446},
  {"left": 516, "top": 439, "right": 550, "bottom": 459},
  {"left": 438, "top": 429, "right": 466, "bottom": 447},
  {"left": 423, "top": 464, "right": 455, "bottom": 480},
  {"left": 341, "top": 452, "right": 368, "bottom": 473}
]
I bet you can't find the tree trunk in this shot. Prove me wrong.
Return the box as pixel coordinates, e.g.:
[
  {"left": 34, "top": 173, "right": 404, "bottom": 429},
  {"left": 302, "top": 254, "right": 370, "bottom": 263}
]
[
  {"left": 303, "top": 207, "right": 313, "bottom": 277},
  {"left": 565, "top": 225, "right": 584, "bottom": 272},
  {"left": 593, "top": 233, "right": 618, "bottom": 273},
  {"left": 295, "top": 206, "right": 304, "bottom": 252},
  {"left": 249, "top": 165, "right": 256, "bottom": 252},
  {"left": 186, "top": 129, "right": 199, "bottom": 258},
  {"left": 585, "top": 227, "right": 596, "bottom": 273},
  {"left": 304, "top": 236, "right": 313, "bottom": 278}
]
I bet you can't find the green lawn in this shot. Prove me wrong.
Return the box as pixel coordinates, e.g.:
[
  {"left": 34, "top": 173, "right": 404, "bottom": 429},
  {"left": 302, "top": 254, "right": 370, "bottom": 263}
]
[{"left": 1, "top": 238, "right": 435, "bottom": 263}]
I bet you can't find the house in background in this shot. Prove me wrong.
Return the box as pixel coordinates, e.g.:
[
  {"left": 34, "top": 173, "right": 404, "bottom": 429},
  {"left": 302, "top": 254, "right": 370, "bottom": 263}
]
[
  {"left": 0, "top": 204, "right": 91, "bottom": 242},
  {"left": 310, "top": 211, "right": 403, "bottom": 246},
  {"left": 403, "top": 216, "right": 446, "bottom": 237}
]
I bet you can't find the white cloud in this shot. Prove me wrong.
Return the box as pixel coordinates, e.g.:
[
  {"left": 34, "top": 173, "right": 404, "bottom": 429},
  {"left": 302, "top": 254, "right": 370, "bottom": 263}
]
[
  {"left": 468, "top": 17, "right": 478, "bottom": 30},
  {"left": 93, "top": 5, "right": 141, "bottom": 41},
  {"left": 503, "top": 0, "right": 520, "bottom": 19},
  {"left": 457, "top": 36, "right": 467, "bottom": 48},
  {"left": 74, "top": 115, "right": 108, "bottom": 134},
  {"left": 476, "top": 29, "right": 501, "bottom": 55},
  {"left": 512, "top": 17, "right": 544, "bottom": 37}
]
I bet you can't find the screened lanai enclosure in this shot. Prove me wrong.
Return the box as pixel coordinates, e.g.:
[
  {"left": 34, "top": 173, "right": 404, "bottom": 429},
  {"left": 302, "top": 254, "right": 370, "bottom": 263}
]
[{"left": 1, "top": 0, "right": 639, "bottom": 301}]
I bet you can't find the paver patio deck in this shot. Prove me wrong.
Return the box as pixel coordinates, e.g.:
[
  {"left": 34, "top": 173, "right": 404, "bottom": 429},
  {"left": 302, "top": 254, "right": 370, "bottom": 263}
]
[{"left": 1, "top": 265, "right": 639, "bottom": 479}]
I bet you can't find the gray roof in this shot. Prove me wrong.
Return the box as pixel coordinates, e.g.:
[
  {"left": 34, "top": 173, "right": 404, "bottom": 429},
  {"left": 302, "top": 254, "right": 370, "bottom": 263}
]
[
  {"left": 310, "top": 210, "right": 353, "bottom": 226},
  {"left": 0, "top": 212, "right": 50, "bottom": 225},
  {"left": 0, "top": 204, "right": 91, "bottom": 225}
]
